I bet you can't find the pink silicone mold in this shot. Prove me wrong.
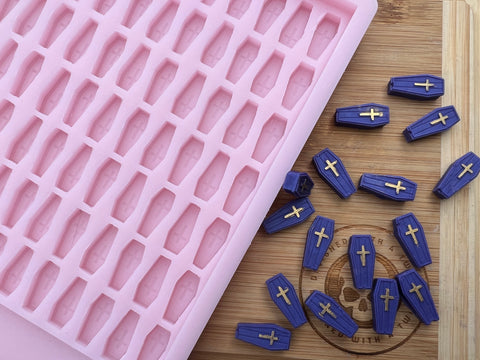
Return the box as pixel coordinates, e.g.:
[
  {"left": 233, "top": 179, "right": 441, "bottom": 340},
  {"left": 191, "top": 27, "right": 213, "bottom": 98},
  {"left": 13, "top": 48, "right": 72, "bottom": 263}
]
[{"left": 0, "top": 0, "right": 376, "bottom": 359}]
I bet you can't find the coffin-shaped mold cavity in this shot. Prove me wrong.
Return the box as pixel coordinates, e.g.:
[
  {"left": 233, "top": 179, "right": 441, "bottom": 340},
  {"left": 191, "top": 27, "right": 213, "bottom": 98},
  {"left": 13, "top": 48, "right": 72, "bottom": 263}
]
[
  {"left": 40, "top": 5, "right": 74, "bottom": 48},
  {"left": 115, "top": 109, "right": 149, "bottom": 156},
  {"left": 112, "top": 173, "right": 147, "bottom": 222},
  {"left": 226, "top": 38, "right": 259, "bottom": 84},
  {"left": 94, "top": 0, "right": 116, "bottom": 15},
  {"left": 56, "top": 145, "right": 92, "bottom": 192},
  {"left": 0, "top": 246, "right": 33, "bottom": 295},
  {"left": 201, "top": 23, "right": 233, "bottom": 67},
  {"left": 0, "top": 40, "right": 18, "bottom": 80},
  {"left": 227, "top": 0, "right": 251, "bottom": 19},
  {"left": 84, "top": 159, "right": 121, "bottom": 206},
  {"left": 197, "top": 88, "right": 232, "bottom": 134},
  {"left": 64, "top": 20, "right": 98, "bottom": 63},
  {"left": 116, "top": 45, "right": 150, "bottom": 90},
  {"left": 251, "top": 52, "right": 283, "bottom": 97},
  {"left": 254, "top": 0, "right": 286, "bottom": 34},
  {"left": 164, "top": 204, "right": 200, "bottom": 254},
  {"left": 193, "top": 218, "right": 230, "bottom": 269},
  {"left": 33, "top": 129, "right": 68, "bottom": 176},
  {"left": 13, "top": 0, "right": 46, "bottom": 36},
  {"left": 0, "top": 166, "right": 12, "bottom": 197},
  {"left": 11, "top": 52, "right": 44, "bottom": 97},
  {"left": 194, "top": 153, "right": 229, "bottom": 201},
  {"left": 50, "top": 278, "right": 87, "bottom": 327},
  {"left": 0, "top": 99, "right": 15, "bottom": 132},
  {"left": 7, "top": 116, "right": 42, "bottom": 163},
  {"left": 279, "top": 3, "right": 311, "bottom": 48},
  {"left": 146, "top": 1, "right": 179, "bottom": 42},
  {"left": 37, "top": 69, "right": 70, "bottom": 115},
  {"left": 54, "top": 209, "right": 90, "bottom": 259},
  {"left": 173, "top": 11, "right": 206, "bottom": 54},
  {"left": 172, "top": 73, "right": 206, "bottom": 119},
  {"left": 80, "top": 225, "right": 118, "bottom": 274},
  {"left": 140, "top": 123, "right": 175, "bottom": 170},
  {"left": 168, "top": 137, "right": 204, "bottom": 185},
  {"left": 64, "top": 80, "right": 99, "bottom": 126},
  {"left": 103, "top": 311, "right": 139, "bottom": 360},
  {"left": 24, "top": 261, "right": 59, "bottom": 311},
  {"left": 109, "top": 240, "right": 144, "bottom": 290},
  {"left": 3, "top": 180, "right": 38, "bottom": 228},
  {"left": 282, "top": 64, "right": 314, "bottom": 110},
  {"left": 77, "top": 294, "right": 114, "bottom": 345},
  {"left": 138, "top": 326, "right": 171, "bottom": 360},
  {"left": 122, "top": 0, "right": 152, "bottom": 28},
  {"left": 251, "top": 114, "right": 287, "bottom": 162},
  {"left": 93, "top": 33, "right": 127, "bottom": 78},
  {"left": 308, "top": 14, "right": 340, "bottom": 59},
  {"left": 144, "top": 60, "right": 178, "bottom": 105},
  {"left": 87, "top": 95, "right": 122, "bottom": 141},
  {"left": 223, "top": 166, "right": 259, "bottom": 215},
  {"left": 134, "top": 256, "right": 171, "bottom": 307},
  {"left": 25, "top": 194, "right": 61, "bottom": 242},
  {"left": 222, "top": 102, "right": 257, "bottom": 148},
  {"left": 163, "top": 271, "right": 199, "bottom": 323},
  {"left": 0, "top": 233, "right": 5, "bottom": 253},
  {"left": 137, "top": 189, "right": 175, "bottom": 237},
  {"left": 0, "top": 0, "right": 20, "bottom": 22}
]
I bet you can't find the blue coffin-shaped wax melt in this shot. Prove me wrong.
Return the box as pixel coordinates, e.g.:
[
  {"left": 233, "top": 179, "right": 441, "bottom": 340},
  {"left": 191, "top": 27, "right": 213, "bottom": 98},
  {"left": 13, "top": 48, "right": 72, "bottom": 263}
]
[
  {"left": 282, "top": 171, "right": 314, "bottom": 198},
  {"left": 396, "top": 269, "right": 439, "bottom": 325},
  {"left": 335, "top": 103, "right": 389, "bottom": 128},
  {"left": 265, "top": 273, "right": 307, "bottom": 328},
  {"left": 359, "top": 173, "right": 417, "bottom": 201},
  {"left": 262, "top": 197, "right": 315, "bottom": 234},
  {"left": 372, "top": 278, "right": 400, "bottom": 335},
  {"left": 348, "top": 235, "right": 375, "bottom": 289},
  {"left": 388, "top": 74, "right": 444, "bottom": 100},
  {"left": 393, "top": 212, "right": 432, "bottom": 267},
  {"left": 305, "top": 290, "right": 358, "bottom": 338},
  {"left": 303, "top": 215, "right": 335, "bottom": 271},
  {"left": 235, "top": 323, "right": 291, "bottom": 351},
  {"left": 403, "top": 105, "right": 460, "bottom": 142},
  {"left": 312, "top": 148, "right": 356, "bottom": 198},
  {"left": 433, "top": 151, "right": 480, "bottom": 199}
]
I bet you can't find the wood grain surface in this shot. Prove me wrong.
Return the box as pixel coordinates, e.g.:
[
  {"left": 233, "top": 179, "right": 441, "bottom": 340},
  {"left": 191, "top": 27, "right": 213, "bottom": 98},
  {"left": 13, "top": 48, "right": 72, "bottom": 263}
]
[{"left": 191, "top": 0, "right": 479, "bottom": 359}]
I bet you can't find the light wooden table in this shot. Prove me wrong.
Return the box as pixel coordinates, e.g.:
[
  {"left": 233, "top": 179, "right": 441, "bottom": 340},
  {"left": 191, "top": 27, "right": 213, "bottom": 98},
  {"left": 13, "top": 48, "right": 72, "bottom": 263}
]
[{"left": 440, "top": 1, "right": 479, "bottom": 359}]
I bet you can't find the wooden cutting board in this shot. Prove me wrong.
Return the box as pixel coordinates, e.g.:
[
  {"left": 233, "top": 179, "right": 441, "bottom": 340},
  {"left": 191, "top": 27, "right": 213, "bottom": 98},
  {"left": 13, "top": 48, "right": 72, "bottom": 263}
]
[{"left": 191, "top": 0, "right": 480, "bottom": 359}]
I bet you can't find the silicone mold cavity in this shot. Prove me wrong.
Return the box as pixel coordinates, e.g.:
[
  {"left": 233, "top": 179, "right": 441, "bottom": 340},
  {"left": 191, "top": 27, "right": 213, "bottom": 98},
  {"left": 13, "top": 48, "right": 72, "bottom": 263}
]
[
  {"left": 254, "top": 0, "right": 286, "bottom": 34},
  {"left": 54, "top": 209, "right": 90, "bottom": 259},
  {"left": 39, "top": 5, "right": 74, "bottom": 48},
  {"left": 24, "top": 261, "right": 59, "bottom": 311},
  {"left": 134, "top": 256, "right": 171, "bottom": 307},
  {"left": 50, "top": 278, "right": 87, "bottom": 328},
  {"left": 0, "top": 1, "right": 376, "bottom": 358},
  {"left": 146, "top": 1, "right": 179, "bottom": 42},
  {"left": 109, "top": 240, "right": 145, "bottom": 290},
  {"left": 0, "top": 247, "right": 33, "bottom": 295},
  {"left": 80, "top": 225, "right": 118, "bottom": 274},
  {"left": 93, "top": 33, "right": 127, "bottom": 78},
  {"left": 64, "top": 20, "right": 98, "bottom": 63},
  {"left": 0, "top": 40, "right": 18, "bottom": 80},
  {"left": 14, "top": 0, "right": 46, "bottom": 36},
  {"left": 0, "top": 99, "right": 15, "bottom": 132},
  {"left": 163, "top": 271, "right": 199, "bottom": 324},
  {"left": 78, "top": 294, "right": 114, "bottom": 345},
  {"left": 164, "top": 204, "right": 200, "bottom": 254},
  {"left": 138, "top": 188, "right": 175, "bottom": 237}
]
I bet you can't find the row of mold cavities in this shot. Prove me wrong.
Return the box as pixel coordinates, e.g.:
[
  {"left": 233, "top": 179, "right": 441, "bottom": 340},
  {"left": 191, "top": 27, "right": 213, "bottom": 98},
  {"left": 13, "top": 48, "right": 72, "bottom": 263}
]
[
  {"left": 94, "top": 0, "right": 155, "bottom": 30},
  {"left": 256, "top": 1, "right": 341, "bottom": 60}
]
